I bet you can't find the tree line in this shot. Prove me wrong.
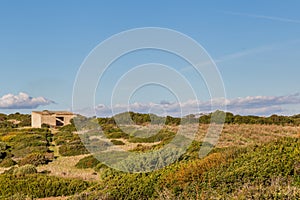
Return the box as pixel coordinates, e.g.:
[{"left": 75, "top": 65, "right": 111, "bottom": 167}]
[{"left": 96, "top": 110, "right": 300, "bottom": 126}]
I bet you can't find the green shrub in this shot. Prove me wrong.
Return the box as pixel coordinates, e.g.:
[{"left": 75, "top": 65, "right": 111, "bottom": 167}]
[
  {"left": 0, "top": 158, "right": 16, "bottom": 167},
  {"left": 53, "top": 131, "right": 78, "bottom": 145},
  {"left": 100, "top": 169, "right": 160, "bottom": 199},
  {"left": 74, "top": 137, "right": 300, "bottom": 199},
  {"left": 58, "top": 124, "right": 77, "bottom": 132},
  {"left": 54, "top": 130, "right": 91, "bottom": 156},
  {"left": 105, "top": 131, "right": 129, "bottom": 139},
  {"left": 5, "top": 193, "right": 32, "bottom": 200},
  {"left": 6, "top": 113, "right": 31, "bottom": 127},
  {"left": 110, "top": 139, "right": 125, "bottom": 145},
  {"left": 3, "top": 128, "right": 52, "bottom": 159},
  {"left": 13, "top": 164, "right": 37, "bottom": 177},
  {"left": 59, "top": 143, "right": 89, "bottom": 156},
  {"left": 0, "top": 174, "right": 90, "bottom": 198},
  {"left": 0, "top": 142, "right": 9, "bottom": 151},
  {"left": 41, "top": 123, "right": 50, "bottom": 128},
  {"left": 53, "top": 131, "right": 75, "bottom": 142},
  {"left": 175, "top": 137, "right": 300, "bottom": 199},
  {"left": 94, "top": 162, "right": 109, "bottom": 172},
  {"left": 12, "top": 146, "right": 48, "bottom": 158},
  {"left": 75, "top": 155, "right": 100, "bottom": 169},
  {"left": 19, "top": 152, "right": 49, "bottom": 166}
]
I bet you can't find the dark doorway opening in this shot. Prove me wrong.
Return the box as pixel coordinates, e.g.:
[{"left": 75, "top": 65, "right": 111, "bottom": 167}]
[{"left": 56, "top": 117, "right": 64, "bottom": 126}]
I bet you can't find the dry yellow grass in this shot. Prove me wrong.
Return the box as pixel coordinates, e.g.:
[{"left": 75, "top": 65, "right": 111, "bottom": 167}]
[
  {"left": 94, "top": 124, "right": 300, "bottom": 151},
  {"left": 195, "top": 124, "right": 300, "bottom": 148},
  {"left": 37, "top": 154, "right": 99, "bottom": 181}
]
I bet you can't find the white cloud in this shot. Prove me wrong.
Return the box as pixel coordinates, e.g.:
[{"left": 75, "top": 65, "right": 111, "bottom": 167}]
[
  {"left": 0, "top": 92, "right": 55, "bottom": 109},
  {"left": 224, "top": 11, "right": 300, "bottom": 24},
  {"left": 231, "top": 106, "right": 283, "bottom": 116},
  {"left": 88, "top": 93, "right": 300, "bottom": 117}
]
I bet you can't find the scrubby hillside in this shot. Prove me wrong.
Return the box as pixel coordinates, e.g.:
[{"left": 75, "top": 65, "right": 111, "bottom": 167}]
[
  {"left": 0, "top": 112, "right": 299, "bottom": 199},
  {"left": 68, "top": 137, "right": 300, "bottom": 199}
]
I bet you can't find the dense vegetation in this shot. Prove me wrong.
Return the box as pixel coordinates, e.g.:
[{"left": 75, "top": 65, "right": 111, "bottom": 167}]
[
  {"left": 53, "top": 125, "right": 89, "bottom": 156},
  {"left": 75, "top": 155, "right": 100, "bottom": 169},
  {"left": 0, "top": 128, "right": 53, "bottom": 167},
  {"left": 0, "top": 112, "right": 299, "bottom": 199},
  {"left": 71, "top": 137, "right": 300, "bottom": 199},
  {"left": 0, "top": 173, "right": 90, "bottom": 199},
  {"left": 0, "top": 113, "right": 30, "bottom": 129},
  {"left": 97, "top": 110, "right": 300, "bottom": 126}
]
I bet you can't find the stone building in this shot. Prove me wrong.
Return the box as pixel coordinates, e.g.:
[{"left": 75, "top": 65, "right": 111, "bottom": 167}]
[{"left": 31, "top": 110, "right": 76, "bottom": 128}]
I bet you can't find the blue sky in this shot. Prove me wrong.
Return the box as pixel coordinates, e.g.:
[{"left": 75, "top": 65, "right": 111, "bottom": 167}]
[{"left": 0, "top": 1, "right": 300, "bottom": 116}]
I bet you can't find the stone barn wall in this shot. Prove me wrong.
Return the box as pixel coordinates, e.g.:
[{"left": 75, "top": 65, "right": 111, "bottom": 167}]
[{"left": 31, "top": 111, "right": 76, "bottom": 128}]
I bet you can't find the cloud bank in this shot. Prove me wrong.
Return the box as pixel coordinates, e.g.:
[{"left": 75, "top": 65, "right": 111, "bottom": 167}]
[
  {"left": 90, "top": 93, "right": 300, "bottom": 117},
  {"left": 0, "top": 92, "right": 55, "bottom": 109}
]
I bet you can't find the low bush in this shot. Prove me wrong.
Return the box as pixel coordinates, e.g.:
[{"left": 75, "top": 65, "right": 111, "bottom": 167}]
[
  {"left": 0, "top": 158, "right": 16, "bottom": 167},
  {"left": 0, "top": 142, "right": 9, "bottom": 151},
  {"left": 94, "top": 162, "right": 109, "bottom": 172},
  {"left": 0, "top": 174, "right": 90, "bottom": 198},
  {"left": 75, "top": 155, "right": 100, "bottom": 169},
  {"left": 53, "top": 131, "right": 77, "bottom": 145},
  {"left": 99, "top": 169, "right": 160, "bottom": 199},
  {"left": 54, "top": 130, "right": 92, "bottom": 157},
  {"left": 13, "top": 164, "right": 37, "bottom": 177},
  {"left": 110, "top": 139, "right": 125, "bottom": 145},
  {"left": 12, "top": 146, "right": 48, "bottom": 158},
  {"left": 59, "top": 143, "right": 89, "bottom": 156},
  {"left": 58, "top": 124, "right": 77, "bottom": 132},
  {"left": 73, "top": 137, "right": 300, "bottom": 199},
  {"left": 41, "top": 123, "right": 50, "bottom": 128},
  {"left": 19, "top": 152, "right": 49, "bottom": 166},
  {"left": 167, "top": 137, "right": 300, "bottom": 199},
  {"left": 2, "top": 128, "right": 52, "bottom": 160},
  {"left": 105, "top": 131, "right": 129, "bottom": 139}
]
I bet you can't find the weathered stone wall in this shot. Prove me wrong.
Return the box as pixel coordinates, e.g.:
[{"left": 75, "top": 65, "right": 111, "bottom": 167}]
[
  {"left": 31, "top": 112, "right": 42, "bottom": 128},
  {"left": 41, "top": 114, "right": 56, "bottom": 127},
  {"left": 31, "top": 111, "right": 76, "bottom": 128}
]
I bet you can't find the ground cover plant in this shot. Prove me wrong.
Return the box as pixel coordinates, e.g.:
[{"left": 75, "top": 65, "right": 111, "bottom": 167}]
[{"left": 0, "top": 111, "right": 300, "bottom": 199}]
